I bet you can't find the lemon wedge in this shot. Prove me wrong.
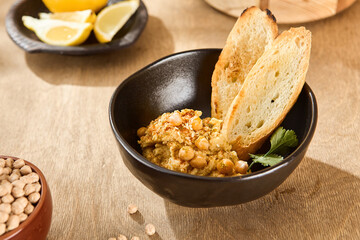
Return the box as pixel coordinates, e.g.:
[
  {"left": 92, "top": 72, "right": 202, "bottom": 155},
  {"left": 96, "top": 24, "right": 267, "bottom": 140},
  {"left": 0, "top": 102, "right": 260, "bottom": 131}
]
[
  {"left": 94, "top": 0, "right": 139, "bottom": 43},
  {"left": 42, "top": 0, "right": 107, "bottom": 13},
  {"left": 22, "top": 16, "right": 93, "bottom": 46},
  {"left": 39, "top": 10, "right": 97, "bottom": 24}
]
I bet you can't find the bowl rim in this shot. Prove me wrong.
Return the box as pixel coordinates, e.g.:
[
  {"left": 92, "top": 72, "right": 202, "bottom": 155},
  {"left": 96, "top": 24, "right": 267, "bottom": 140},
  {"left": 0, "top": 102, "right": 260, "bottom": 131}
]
[
  {"left": 0, "top": 155, "right": 50, "bottom": 239},
  {"left": 109, "top": 48, "right": 318, "bottom": 182}
]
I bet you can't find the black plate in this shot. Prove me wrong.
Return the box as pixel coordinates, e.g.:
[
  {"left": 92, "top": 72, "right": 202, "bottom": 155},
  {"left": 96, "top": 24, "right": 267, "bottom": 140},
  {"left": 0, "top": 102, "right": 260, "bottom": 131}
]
[
  {"left": 109, "top": 49, "right": 318, "bottom": 207},
  {"left": 5, "top": 0, "right": 148, "bottom": 55}
]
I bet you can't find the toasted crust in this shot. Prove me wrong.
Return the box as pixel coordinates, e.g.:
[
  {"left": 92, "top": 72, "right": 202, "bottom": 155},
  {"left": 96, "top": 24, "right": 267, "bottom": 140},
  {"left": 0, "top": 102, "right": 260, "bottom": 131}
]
[
  {"left": 211, "top": 7, "right": 278, "bottom": 120},
  {"left": 221, "top": 27, "right": 312, "bottom": 160}
]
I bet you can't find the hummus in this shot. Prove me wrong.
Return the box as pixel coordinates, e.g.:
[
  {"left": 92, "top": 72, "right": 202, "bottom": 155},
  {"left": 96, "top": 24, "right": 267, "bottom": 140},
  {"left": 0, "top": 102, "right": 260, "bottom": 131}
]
[{"left": 137, "top": 109, "right": 248, "bottom": 177}]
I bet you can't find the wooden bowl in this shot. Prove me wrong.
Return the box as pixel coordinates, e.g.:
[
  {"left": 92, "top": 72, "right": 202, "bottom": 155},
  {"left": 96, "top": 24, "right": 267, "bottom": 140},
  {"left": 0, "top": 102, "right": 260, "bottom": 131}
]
[{"left": 0, "top": 156, "right": 52, "bottom": 240}]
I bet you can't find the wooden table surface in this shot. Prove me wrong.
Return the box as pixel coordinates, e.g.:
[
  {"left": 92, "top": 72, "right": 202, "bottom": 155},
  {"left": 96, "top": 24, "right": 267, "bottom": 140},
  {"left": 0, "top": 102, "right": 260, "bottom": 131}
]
[{"left": 1, "top": 0, "right": 359, "bottom": 239}]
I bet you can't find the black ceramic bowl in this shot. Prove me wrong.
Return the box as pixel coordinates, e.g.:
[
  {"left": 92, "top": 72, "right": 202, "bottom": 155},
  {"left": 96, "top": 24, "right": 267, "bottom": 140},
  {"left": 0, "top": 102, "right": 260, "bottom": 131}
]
[
  {"left": 6, "top": 0, "right": 148, "bottom": 55},
  {"left": 109, "top": 49, "right": 317, "bottom": 207}
]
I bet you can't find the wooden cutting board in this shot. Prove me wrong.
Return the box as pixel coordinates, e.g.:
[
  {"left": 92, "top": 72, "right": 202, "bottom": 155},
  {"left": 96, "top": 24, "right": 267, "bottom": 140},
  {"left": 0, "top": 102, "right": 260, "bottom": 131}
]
[{"left": 204, "top": 0, "right": 357, "bottom": 24}]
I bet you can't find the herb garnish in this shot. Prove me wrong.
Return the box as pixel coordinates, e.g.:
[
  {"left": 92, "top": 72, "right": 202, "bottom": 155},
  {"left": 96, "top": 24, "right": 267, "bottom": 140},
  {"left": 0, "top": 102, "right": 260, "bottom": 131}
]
[{"left": 248, "top": 127, "right": 299, "bottom": 171}]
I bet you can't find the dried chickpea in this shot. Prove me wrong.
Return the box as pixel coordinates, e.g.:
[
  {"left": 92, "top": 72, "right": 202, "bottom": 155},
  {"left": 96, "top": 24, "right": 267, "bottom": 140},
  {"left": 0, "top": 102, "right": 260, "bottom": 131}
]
[
  {"left": 0, "top": 174, "right": 8, "bottom": 181},
  {"left": 12, "top": 201, "right": 25, "bottom": 215},
  {"left": 0, "top": 212, "right": 9, "bottom": 223},
  {"left": 5, "top": 158, "right": 13, "bottom": 168},
  {"left": 20, "top": 165, "right": 32, "bottom": 175},
  {"left": 8, "top": 172, "right": 20, "bottom": 183},
  {"left": 191, "top": 117, "right": 203, "bottom": 131},
  {"left": 14, "top": 197, "right": 28, "bottom": 209},
  {"left": 108, "top": 238, "right": 116, "bottom": 240},
  {"left": 0, "top": 159, "right": 5, "bottom": 168},
  {"left": 20, "top": 172, "right": 39, "bottom": 184},
  {"left": 12, "top": 187, "right": 25, "bottom": 198},
  {"left": 13, "top": 159, "right": 25, "bottom": 169},
  {"left": 217, "top": 159, "right": 234, "bottom": 174},
  {"left": 137, "top": 127, "right": 147, "bottom": 137},
  {"left": 12, "top": 180, "right": 26, "bottom": 189},
  {"left": 195, "top": 136, "right": 209, "bottom": 150},
  {"left": 234, "top": 160, "right": 248, "bottom": 174},
  {"left": 0, "top": 168, "right": 3, "bottom": 176},
  {"left": 24, "top": 184, "right": 36, "bottom": 196},
  {"left": 2, "top": 194, "right": 14, "bottom": 204},
  {"left": 18, "top": 213, "right": 27, "bottom": 222},
  {"left": 178, "top": 146, "right": 195, "bottom": 161},
  {"left": 33, "top": 182, "right": 41, "bottom": 192},
  {"left": 28, "top": 192, "right": 40, "bottom": 204},
  {"left": 130, "top": 237, "right": 139, "bottom": 240},
  {"left": 167, "top": 112, "right": 182, "bottom": 126},
  {"left": 190, "top": 156, "right": 207, "bottom": 169},
  {"left": 117, "top": 234, "right": 128, "bottom": 240},
  {"left": 145, "top": 223, "right": 156, "bottom": 236},
  {"left": 6, "top": 215, "right": 20, "bottom": 231},
  {"left": 12, "top": 169, "right": 20, "bottom": 175},
  {"left": 2, "top": 168, "right": 12, "bottom": 175},
  {"left": 0, "top": 203, "right": 11, "bottom": 214},
  {"left": 127, "top": 204, "right": 138, "bottom": 214},
  {"left": 1, "top": 180, "right": 13, "bottom": 195},
  {"left": 0, "top": 223, "right": 5, "bottom": 235},
  {"left": 24, "top": 203, "right": 34, "bottom": 215},
  {"left": 0, "top": 185, "right": 9, "bottom": 197}
]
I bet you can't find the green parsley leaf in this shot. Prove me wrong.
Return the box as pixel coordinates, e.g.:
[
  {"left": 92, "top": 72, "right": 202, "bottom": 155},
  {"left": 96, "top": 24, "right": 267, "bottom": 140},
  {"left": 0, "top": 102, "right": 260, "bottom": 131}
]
[
  {"left": 247, "top": 127, "right": 299, "bottom": 171},
  {"left": 267, "top": 127, "right": 298, "bottom": 156},
  {"left": 249, "top": 153, "right": 283, "bottom": 167}
]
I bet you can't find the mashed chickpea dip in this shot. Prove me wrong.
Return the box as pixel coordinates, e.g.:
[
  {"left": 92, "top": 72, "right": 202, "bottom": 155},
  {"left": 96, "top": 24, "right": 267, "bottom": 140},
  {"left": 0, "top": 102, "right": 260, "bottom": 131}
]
[{"left": 137, "top": 109, "right": 248, "bottom": 177}]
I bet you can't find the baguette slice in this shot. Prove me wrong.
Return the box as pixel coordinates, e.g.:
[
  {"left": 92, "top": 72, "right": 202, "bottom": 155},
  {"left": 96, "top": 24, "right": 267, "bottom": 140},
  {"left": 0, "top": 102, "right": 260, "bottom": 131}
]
[
  {"left": 211, "top": 7, "right": 278, "bottom": 120},
  {"left": 221, "top": 27, "right": 312, "bottom": 160}
]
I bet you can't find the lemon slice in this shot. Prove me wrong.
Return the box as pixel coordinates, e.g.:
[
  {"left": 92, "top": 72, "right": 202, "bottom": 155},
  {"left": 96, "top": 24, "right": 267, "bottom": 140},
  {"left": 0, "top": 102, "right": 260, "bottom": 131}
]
[
  {"left": 94, "top": 0, "right": 140, "bottom": 43},
  {"left": 42, "top": 0, "right": 107, "bottom": 13},
  {"left": 39, "top": 10, "right": 97, "bottom": 24},
  {"left": 22, "top": 16, "right": 93, "bottom": 46}
]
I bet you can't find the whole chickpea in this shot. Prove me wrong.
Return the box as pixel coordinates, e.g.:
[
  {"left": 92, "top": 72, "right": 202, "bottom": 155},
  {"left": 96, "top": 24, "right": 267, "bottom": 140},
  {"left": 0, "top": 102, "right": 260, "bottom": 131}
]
[
  {"left": 18, "top": 213, "right": 27, "bottom": 223},
  {"left": 217, "top": 159, "right": 234, "bottom": 175},
  {"left": 12, "top": 180, "right": 26, "bottom": 189},
  {"left": 13, "top": 159, "right": 25, "bottom": 169},
  {"left": 28, "top": 192, "right": 40, "bottom": 204},
  {"left": 24, "top": 184, "right": 36, "bottom": 196},
  {"left": 20, "top": 165, "right": 32, "bottom": 175},
  {"left": 0, "top": 223, "right": 5, "bottom": 236},
  {"left": 0, "top": 159, "right": 5, "bottom": 168},
  {"left": 5, "top": 158, "right": 13, "bottom": 168},
  {"left": 190, "top": 156, "right": 207, "bottom": 169},
  {"left": 24, "top": 203, "right": 34, "bottom": 215},
  {"left": 12, "top": 187, "right": 25, "bottom": 198},
  {"left": 8, "top": 172, "right": 20, "bottom": 183},
  {"left": 195, "top": 136, "right": 210, "bottom": 150},
  {"left": 6, "top": 215, "right": 20, "bottom": 231},
  {"left": 234, "top": 160, "right": 249, "bottom": 174},
  {"left": 167, "top": 112, "right": 182, "bottom": 126},
  {"left": 191, "top": 117, "right": 203, "bottom": 131},
  {"left": 1, "top": 194, "right": 14, "bottom": 204},
  {"left": 136, "top": 127, "right": 147, "bottom": 137},
  {"left": 11, "top": 201, "right": 25, "bottom": 215},
  {"left": 178, "top": 146, "right": 195, "bottom": 161},
  {"left": 0, "top": 212, "right": 9, "bottom": 223}
]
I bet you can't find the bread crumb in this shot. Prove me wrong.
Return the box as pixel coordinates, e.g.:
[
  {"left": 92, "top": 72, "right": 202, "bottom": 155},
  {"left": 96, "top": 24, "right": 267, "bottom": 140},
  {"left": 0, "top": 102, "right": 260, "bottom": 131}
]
[
  {"left": 127, "top": 204, "right": 138, "bottom": 214},
  {"left": 145, "top": 223, "right": 156, "bottom": 236}
]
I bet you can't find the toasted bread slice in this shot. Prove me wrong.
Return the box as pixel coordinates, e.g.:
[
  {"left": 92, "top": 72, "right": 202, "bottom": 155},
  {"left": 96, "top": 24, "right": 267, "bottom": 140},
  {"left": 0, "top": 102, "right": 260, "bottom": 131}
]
[
  {"left": 211, "top": 7, "right": 278, "bottom": 119},
  {"left": 221, "top": 27, "right": 312, "bottom": 160}
]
